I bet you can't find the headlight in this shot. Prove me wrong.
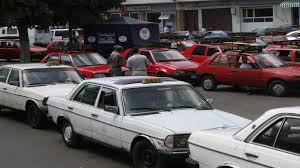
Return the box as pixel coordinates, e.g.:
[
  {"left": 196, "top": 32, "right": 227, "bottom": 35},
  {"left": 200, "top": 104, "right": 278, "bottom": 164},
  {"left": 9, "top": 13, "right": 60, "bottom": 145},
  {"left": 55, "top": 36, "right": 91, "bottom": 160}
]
[
  {"left": 174, "top": 70, "right": 186, "bottom": 75},
  {"left": 164, "top": 134, "right": 190, "bottom": 149},
  {"left": 94, "top": 73, "right": 106, "bottom": 78}
]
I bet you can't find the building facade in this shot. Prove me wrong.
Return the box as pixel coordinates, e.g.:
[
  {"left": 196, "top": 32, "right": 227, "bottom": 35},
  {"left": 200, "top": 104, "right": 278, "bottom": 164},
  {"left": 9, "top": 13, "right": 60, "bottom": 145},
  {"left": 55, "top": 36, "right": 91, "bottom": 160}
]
[{"left": 118, "top": 0, "right": 297, "bottom": 32}]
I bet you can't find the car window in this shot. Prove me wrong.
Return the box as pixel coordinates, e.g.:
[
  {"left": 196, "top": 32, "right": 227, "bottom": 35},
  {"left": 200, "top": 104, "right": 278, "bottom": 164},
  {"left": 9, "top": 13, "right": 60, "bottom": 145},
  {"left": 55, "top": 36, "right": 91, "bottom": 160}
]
[
  {"left": 275, "top": 118, "right": 300, "bottom": 155},
  {"left": 192, "top": 46, "right": 206, "bottom": 56},
  {"left": 7, "top": 69, "right": 20, "bottom": 86},
  {"left": 81, "top": 85, "right": 101, "bottom": 106},
  {"left": 253, "top": 118, "right": 285, "bottom": 147},
  {"left": 275, "top": 50, "right": 292, "bottom": 62},
  {"left": 0, "top": 68, "right": 11, "bottom": 83},
  {"left": 295, "top": 51, "right": 300, "bottom": 62},
  {"left": 140, "top": 51, "right": 153, "bottom": 63},
  {"left": 211, "top": 54, "right": 228, "bottom": 66},
  {"left": 61, "top": 55, "right": 72, "bottom": 66},
  {"left": 73, "top": 85, "right": 87, "bottom": 102},
  {"left": 207, "top": 47, "right": 218, "bottom": 56},
  {"left": 98, "top": 87, "right": 118, "bottom": 110}
]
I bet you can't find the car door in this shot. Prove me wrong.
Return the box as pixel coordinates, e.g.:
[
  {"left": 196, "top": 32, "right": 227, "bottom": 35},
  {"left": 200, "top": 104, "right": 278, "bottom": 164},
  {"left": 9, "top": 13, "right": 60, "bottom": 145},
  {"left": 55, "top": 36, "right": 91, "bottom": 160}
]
[
  {"left": 190, "top": 45, "right": 208, "bottom": 63},
  {"left": 243, "top": 117, "right": 300, "bottom": 168},
  {"left": 291, "top": 50, "right": 300, "bottom": 67},
  {"left": 231, "top": 56, "right": 264, "bottom": 87},
  {"left": 140, "top": 51, "right": 156, "bottom": 76},
  {"left": 275, "top": 49, "right": 292, "bottom": 64},
  {"left": 5, "top": 69, "right": 23, "bottom": 110},
  {"left": 0, "top": 67, "right": 12, "bottom": 107},
  {"left": 68, "top": 84, "right": 100, "bottom": 137},
  {"left": 91, "top": 87, "right": 122, "bottom": 148},
  {"left": 209, "top": 54, "right": 232, "bottom": 85}
]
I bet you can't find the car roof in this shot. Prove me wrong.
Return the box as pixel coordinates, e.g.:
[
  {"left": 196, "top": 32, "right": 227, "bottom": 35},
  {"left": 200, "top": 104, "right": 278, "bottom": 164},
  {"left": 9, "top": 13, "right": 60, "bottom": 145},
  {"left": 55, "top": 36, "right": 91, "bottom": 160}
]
[
  {"left": 1, "top": 63, "right": 72, "bottom": 70},
  {"left": 48, "top": 51, "right": 98, "bottom": 56},
  {"left": 265, "top": 107, "right": 300, "bottom": 116},
  {"left": 139, "top": 48, "right": 170, "bottom": 52},
  {"left": 84, "top": 76, "right": 190, "bottom": 90}
]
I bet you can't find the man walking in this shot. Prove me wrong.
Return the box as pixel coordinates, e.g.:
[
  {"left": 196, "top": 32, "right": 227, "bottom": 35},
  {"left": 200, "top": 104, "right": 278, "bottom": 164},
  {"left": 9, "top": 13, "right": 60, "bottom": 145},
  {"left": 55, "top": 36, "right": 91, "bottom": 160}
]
[{"left": 127, "top": 47, "right": 149, "bottom": 76}]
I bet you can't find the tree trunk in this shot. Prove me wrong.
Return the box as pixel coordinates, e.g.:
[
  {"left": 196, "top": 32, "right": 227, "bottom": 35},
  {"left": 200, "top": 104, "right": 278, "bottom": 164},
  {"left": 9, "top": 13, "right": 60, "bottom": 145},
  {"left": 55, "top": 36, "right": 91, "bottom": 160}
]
[{"left": 17, "top": 24, "right": 31, "bottom": 63}]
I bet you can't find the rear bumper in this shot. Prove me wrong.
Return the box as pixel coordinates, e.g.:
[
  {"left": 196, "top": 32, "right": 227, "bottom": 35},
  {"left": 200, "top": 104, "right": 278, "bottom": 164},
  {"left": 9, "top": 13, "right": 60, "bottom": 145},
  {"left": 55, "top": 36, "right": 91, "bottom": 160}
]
[
  {"left": 170, "top": 73, "right": 201, "bottom": 82},
  {"left": 186, "top": 158, "right": 199, "bottom": 168},
  {"left": 158, "top": 150, "right": 189, "bottom": 167}
]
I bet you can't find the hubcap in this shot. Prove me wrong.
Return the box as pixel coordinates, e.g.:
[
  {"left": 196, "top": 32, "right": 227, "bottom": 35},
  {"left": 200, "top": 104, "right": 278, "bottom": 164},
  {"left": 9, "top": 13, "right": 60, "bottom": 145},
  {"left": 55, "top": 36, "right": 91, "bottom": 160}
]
[
  {"left": 64, "top": 125, "right": 72, "bottom": 142},
  {"left": 203, "top": 79, "right": 213, "bottom": 89},
  {"left": 272, "top": 84, "right": 285, "bottom": 95},
  {"left": 143, "top": 149, "right": 155, "bottom": 166}
]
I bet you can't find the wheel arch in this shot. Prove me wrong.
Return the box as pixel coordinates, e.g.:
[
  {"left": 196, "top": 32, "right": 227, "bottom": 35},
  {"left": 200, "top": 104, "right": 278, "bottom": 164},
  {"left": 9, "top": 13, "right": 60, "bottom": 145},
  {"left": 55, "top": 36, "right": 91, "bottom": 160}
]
[
  {"left": 217, "top": 163, "right": 242, "bottom": 168},
  {"left": 200, "top": 73, "right": 215, "bottom": 79},
  {"left": 130, "top": 134, "right": 157, "bottom": 157},
  {"left": 267, "top": 77, "right": 285, "bottom": 87},
  {"left": 57, "top": 115, "right": 71, "bottom": 133},
  {"left": 25, "top": 99, "right": 39, "bottom": 111}
]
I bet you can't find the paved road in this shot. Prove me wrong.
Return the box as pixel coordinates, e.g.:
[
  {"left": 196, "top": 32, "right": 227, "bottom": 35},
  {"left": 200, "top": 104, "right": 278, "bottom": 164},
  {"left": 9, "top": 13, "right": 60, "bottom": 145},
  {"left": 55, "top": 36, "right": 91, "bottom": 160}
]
[{"left": 0, "top": 86, "right": 299, "bottom": 168}]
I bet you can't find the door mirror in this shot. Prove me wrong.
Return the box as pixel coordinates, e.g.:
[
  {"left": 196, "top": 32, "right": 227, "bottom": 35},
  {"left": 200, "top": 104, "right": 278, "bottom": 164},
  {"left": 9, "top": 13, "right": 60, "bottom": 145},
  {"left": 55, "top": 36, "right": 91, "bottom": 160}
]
[
  {"left": 104, "top": 105, "right": 119, "bottom": 114},
  {"left": 206, "top": 99, "right": 214, "bottom": 105},
  {"left": 8, "top": 81, "right": 19, "bottom": 86}
]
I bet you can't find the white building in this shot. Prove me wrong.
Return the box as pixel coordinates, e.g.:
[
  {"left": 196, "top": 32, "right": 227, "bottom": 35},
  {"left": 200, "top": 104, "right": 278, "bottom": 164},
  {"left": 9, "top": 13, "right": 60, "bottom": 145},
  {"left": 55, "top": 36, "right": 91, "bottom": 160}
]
[{"left": 119, "top": 0, "right": 297, "bottom": 32}]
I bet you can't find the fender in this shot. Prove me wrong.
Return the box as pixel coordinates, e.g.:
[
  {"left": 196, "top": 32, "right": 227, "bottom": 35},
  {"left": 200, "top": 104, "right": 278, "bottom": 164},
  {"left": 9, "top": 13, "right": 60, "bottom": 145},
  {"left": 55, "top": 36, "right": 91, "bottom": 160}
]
[{"left": 131, "top": 134, "right": 158, "bottom": 151}]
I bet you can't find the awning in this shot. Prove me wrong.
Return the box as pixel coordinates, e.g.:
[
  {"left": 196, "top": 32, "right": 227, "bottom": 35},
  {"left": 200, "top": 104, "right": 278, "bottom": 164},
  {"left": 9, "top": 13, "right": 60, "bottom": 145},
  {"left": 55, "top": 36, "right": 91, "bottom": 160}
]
[
  {"left": 280, "top": 0, "right": 299, "bottom": 8},
  {"left": 158, "top": 14, "right": 170, "bottom": 20}
]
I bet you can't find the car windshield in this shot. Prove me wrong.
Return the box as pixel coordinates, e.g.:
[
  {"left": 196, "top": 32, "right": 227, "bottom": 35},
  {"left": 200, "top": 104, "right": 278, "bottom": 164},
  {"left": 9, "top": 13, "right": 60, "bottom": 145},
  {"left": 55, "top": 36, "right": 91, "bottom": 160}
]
[
  {"left": 254, "top": 53, "right": 288, "bottom": 68},
  {"left": 72, "top": 53, "right": 107, "bottom": 67},
  {"left": 123, "top": 85, "right": 212, "bottom": 115},
  {"left": 23, "top": 68, "right": 82, "bottom": 87},
  {"left": 152, "top": 50, "right": 187, "bottom": 62}
]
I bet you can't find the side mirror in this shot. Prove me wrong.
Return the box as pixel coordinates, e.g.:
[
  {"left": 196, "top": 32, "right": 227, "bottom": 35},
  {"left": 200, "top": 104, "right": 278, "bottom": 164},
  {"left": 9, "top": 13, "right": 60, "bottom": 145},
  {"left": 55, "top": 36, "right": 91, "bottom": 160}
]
[
  {"left": 104, "top": 105, "right": 119, "bottom": 114},
  {"left": 8, "top": 81, "right": 19, "bottom": 87},
  {"left": 206, "top": 99, "right": 214, "bottom": 105}
]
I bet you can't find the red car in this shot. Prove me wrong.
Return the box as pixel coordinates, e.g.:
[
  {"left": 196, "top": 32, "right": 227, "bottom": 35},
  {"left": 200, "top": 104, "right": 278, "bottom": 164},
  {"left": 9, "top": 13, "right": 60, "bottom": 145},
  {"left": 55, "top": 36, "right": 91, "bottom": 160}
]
[
  {"left": 41, "top": 52, "right": 129, "bottom": 78},
  {"left": 0, "top": 39, "right": 47, "bottom": 61},
  {"left": 182, "top": 44, "right": 223, "bottom": 63},
  {"left": 197, "top": 51, "right": 300, "bottom": 96},
  {"left": 122, "top": 48, "right": 200, "bottom": 82}
]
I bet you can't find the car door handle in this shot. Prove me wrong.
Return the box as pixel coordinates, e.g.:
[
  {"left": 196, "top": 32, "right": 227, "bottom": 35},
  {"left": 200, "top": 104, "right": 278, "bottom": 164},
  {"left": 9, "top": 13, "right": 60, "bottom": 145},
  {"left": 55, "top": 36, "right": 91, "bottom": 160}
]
[
  {"left": 245, "top": 153, "right": 259, "bottom": 159},
  {"left": 3, "top": 88, "right": 7, "bottom": 91},
  {"left": 91, "top": 114, "right": 98, "bottom": 118},
  {"left": 67, "top": 107, "right": 74, "bottom": 110}
]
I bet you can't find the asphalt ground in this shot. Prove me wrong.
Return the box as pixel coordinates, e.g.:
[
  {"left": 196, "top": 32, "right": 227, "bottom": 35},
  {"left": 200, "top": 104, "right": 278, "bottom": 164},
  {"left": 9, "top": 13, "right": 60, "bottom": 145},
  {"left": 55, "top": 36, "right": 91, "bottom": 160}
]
[{"left": 0, "top": 85, "right": 299, "bottom": 168}]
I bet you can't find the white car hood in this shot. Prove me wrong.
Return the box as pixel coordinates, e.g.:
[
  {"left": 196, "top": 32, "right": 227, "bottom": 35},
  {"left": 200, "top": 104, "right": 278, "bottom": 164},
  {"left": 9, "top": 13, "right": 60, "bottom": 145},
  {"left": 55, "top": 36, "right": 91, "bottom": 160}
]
[
  {"left": 23, "top": 84, "right": 77, "bottom": 100},
  {"left": 133, "top": 109, "right": 251, "bottom": 134}
]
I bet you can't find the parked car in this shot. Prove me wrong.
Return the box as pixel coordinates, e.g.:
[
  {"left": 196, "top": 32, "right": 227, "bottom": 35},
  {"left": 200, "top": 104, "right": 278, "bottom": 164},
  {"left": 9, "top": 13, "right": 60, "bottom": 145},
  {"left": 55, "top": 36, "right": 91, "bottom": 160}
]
[
  {"left": 182, "top": 44, "right": 223, "bottom": 63},
  {"left": 0, "top": 39, "right": 47, "bottom": 61},
  {"left": 47, "top": 76, "right": 251, "bottom": 168},
  {"left": 197, "top": 51, "right": 300, "bottom": 96},
  {"left": 187, "top": 107, "right": 300, "bottom": 168},
  {"left": 264, "top": 46, "right": 300, "bottom": 67},
  {"left": 286, "top": 30, "right": 300, "bottom": 41},
  {"left": 252, "top": 25, "right": 295, "bottom": 36},
  {"left": 41, "top": 52, "right": 130, "bottom": 78},
  {"left": 122, "top": 48, "right": 200, "bottom": 82},
  {"left": 201, "top": 31, "right": 228, "bottom": 39},
  {"left": 0, "top": 63, "right": 83, "bottom": 128}
]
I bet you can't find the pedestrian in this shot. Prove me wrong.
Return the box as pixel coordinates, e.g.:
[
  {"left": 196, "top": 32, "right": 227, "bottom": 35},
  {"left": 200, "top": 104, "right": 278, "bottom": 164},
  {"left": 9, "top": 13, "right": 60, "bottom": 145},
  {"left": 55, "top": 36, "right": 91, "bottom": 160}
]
[
  {"left": 127, "top": 47, "right": 149, "bottom": 76},
  {"left": 107, "top": 45, "right": 124, "bottom": 77},
  {"left": 164, "top": 25, "right": 171, "bottom": 33},
  {"left": 187, "top": 30, "right": 194, "bottom": 40}
]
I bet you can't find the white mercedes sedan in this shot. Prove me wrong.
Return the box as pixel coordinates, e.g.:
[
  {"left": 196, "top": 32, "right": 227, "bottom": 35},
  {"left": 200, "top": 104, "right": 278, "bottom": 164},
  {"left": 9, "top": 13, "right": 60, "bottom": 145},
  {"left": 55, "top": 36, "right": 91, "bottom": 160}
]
[
  {"left": 47, "top": 76, "right": 250, "bottom": 168},
  {"left": 0, "top": 63, "right": 82, "bottom": 128},
  {"left": 187, "top": 107, "right": 300, "bottom": 168}
]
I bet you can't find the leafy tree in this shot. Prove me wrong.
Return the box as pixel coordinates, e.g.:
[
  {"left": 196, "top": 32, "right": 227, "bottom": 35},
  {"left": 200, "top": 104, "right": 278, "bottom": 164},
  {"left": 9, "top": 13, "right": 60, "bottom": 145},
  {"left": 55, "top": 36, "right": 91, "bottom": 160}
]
[{"left": 0, "top": 0, "right": 122, "bottom": 63}]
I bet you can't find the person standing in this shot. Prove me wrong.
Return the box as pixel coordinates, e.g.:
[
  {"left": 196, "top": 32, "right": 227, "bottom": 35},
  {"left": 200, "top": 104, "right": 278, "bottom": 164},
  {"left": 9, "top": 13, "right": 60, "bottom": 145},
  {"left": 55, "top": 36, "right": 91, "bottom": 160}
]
[
  {"left": 187, "top": 30, "right": 194, "bottom": 40},
  {"left": 127, "top": 47, "right": 149, "bottom": 76},
  {"left": 107, "top": 45, "right": 124, "bottom": 77}
]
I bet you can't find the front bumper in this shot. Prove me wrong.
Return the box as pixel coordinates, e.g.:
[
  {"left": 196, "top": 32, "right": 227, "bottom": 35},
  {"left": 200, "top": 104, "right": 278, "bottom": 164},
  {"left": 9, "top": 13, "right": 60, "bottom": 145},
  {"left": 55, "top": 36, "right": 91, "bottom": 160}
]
[
  {"left": 186, "top": 158, "right": 199, "bottom": 168},
  {"left": 170, "top": 73, "right": 201, "bottom": 82},
  {"left": 158, "top": 150, "right": 189, "bottom": 167}
]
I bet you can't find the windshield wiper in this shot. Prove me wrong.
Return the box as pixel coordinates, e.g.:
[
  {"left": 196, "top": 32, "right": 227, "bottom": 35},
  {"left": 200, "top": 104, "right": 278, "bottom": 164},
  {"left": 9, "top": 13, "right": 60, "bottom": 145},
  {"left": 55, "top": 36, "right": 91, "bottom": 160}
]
[
  {"left": 172, "top": 105, "right": 212, "bottom": 110},
  {"left": 129, "top": 111, "right": 160, "bottom": 116}
]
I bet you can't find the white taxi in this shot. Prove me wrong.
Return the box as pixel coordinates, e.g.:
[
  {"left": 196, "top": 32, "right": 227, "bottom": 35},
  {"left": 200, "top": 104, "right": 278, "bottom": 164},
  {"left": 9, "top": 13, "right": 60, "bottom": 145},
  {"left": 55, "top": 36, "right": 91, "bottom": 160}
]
[
  {"left": 0, "top": 63, "right": 82, "bottom": 128},
  {"left": 47, "top": 76, "right": 250, "bottom": 168},
  {"left": 187, "top": 107, "right": 300, "bottom": 168}
]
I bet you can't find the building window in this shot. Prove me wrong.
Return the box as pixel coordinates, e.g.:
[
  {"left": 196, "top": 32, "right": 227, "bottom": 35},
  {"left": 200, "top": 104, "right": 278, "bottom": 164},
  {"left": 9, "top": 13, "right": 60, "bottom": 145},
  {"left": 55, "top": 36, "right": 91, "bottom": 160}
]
[
  {"left": 242, "top": 8, "right": 273, "bottom": 23},
  {"left": 2, "top": 30, "right": 5, "bottom": 35}
]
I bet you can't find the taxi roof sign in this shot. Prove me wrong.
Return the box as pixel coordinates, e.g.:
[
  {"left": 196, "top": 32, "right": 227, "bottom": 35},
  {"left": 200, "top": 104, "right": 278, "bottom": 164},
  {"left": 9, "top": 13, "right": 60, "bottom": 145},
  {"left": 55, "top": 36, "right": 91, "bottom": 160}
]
[
  {"left": 46, "top": 59, "right": 61, "bottom": 67},
  {"left": 223, "top": 43, "right": 264, "bottom": 53},
  {"left": 142, "top": 77, "right": 162, "bottom": 84},
  {"left": 273, "top": 40, "right": 300, "bottom": 46}
]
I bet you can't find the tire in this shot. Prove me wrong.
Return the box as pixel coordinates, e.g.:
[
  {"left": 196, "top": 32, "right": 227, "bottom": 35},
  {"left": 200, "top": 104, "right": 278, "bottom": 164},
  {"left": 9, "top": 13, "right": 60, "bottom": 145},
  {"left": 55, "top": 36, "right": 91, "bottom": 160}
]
[
  {"left": 201, "top": 75, "right": 217, "bottom": 91},
  {"left": 268, "top": 80, "right": 287, "bottom": 97},
  {"left": 132, "top": 140, "right": 160, "bottom": 168},
  {"left": 27, "top": 103, "right": 47, "bottom": 129},
  {"left": 62, "top": 121, "right": 81, "bottom": 148}
]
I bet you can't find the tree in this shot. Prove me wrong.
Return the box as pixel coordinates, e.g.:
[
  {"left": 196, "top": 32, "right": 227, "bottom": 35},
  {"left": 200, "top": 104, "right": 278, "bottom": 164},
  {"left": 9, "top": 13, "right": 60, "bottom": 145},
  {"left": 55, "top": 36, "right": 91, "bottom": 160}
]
[
  {"left": 0, "top": 0, "right": 52, "bottom": 63},
  {"left": 0, "top": 0, "right": 123, "bottom": 63}
]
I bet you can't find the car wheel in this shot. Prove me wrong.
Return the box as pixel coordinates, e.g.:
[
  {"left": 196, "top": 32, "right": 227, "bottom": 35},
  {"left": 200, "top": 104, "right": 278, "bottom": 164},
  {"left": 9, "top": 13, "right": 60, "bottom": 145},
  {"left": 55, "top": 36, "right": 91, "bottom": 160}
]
[
  {"left": 27, "top": 103, "right": 47, "bottom": 129},
  {"left": 132, "top": 140, "right": 160, "bottom": 168},
  {"left": 201, "top": 75, "right": 217, "bottom": 91},
  {"left": 268, "top": 80, "right": 287, "bottom": 97},
  {"left": 62, "top": 121, "right": 81, "bottom": 148}
]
